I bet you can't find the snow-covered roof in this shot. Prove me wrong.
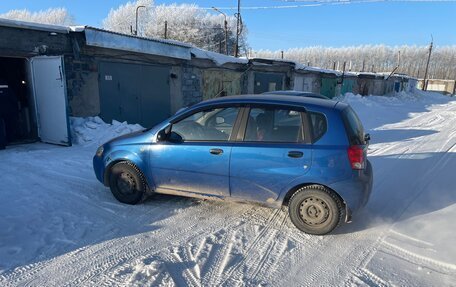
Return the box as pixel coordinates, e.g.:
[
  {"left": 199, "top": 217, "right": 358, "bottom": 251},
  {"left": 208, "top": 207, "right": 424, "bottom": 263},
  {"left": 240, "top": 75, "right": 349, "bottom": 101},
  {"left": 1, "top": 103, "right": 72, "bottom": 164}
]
[
  {"left": 190, "top": 47, "right": 248, "bottom": 66},
  {"left": 83, "top": 27, "right": 192, "bottom": 60},
  {"left": 250, "top": 57, "right": 296, "bottom": 66},
  {"left": 84, "top": 26, "right": 192, "bottom": 49},
  {"left": 0, "top": 17, "right": 84, "bottom": 33}
]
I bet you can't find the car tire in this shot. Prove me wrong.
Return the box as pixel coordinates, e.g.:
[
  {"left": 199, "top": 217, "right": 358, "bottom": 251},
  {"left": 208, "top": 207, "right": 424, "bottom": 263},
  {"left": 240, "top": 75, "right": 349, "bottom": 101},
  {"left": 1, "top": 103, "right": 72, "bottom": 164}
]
[
  {"left": 288, "top": 185, "right": 344, "bottom": 235},
  {"left": 109, "top": 161, "right": 147, "bottom": 205}
]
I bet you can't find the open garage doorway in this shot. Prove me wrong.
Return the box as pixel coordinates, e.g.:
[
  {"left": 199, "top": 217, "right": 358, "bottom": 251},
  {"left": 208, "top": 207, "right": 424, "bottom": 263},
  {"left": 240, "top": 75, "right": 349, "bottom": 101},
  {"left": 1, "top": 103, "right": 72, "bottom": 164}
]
[
  {"left": 0, "top": 56, "right": 71, "bottom": 149},
  {"left": 0, "top": 57, "right": 37, "bottom": 147}
]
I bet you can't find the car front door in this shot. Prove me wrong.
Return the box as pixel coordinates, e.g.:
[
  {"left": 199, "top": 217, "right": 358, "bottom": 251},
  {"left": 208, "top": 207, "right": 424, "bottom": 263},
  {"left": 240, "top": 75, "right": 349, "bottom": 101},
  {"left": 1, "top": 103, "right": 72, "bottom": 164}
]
[
  {"left": 230, "top": 105, "right": 313, "bottom": 203},
  {"left": 149, "top": 106, "right": 241, "bottom": 197}
]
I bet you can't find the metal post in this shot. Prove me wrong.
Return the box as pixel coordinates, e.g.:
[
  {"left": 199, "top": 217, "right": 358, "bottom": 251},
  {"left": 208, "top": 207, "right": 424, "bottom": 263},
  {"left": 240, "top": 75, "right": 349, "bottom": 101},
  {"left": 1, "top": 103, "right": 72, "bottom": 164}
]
[
  {"left": 281, "top": 51, "right": 284, "bottom": 59},
  {"left": 422, "top": 38, "right": 433, "bottom": 91},
  {"left": 235, "top": 0, "right": 241, "bottom": 57},
  {"left": 135, "top": 5, "right": 146, "bottom": 36},
  {"left": 212, "top": 7, "right": 228, "bottom": 55},
  {"left": 224, "top": 19, "right": 228, "bottom": 55},
  {"left": 164, "top": 21, "right": 168, "bottom": 39}
]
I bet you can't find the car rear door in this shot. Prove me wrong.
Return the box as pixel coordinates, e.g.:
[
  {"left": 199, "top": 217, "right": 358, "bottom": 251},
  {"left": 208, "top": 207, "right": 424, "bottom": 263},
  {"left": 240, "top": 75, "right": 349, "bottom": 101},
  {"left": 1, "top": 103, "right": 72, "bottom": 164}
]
[{"left": 229, "top": 105, "right": 313, "bottom": 203}]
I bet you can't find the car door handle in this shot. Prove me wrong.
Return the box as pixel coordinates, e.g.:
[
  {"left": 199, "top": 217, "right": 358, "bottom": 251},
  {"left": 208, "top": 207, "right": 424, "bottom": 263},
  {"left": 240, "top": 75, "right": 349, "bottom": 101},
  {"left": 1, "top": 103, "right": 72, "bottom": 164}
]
[
  {"left": 210, "top": 148, "right": 224, "bottom": 155},
  {"left": 288, "top": 151, "right": 303, "bottom": 158}
]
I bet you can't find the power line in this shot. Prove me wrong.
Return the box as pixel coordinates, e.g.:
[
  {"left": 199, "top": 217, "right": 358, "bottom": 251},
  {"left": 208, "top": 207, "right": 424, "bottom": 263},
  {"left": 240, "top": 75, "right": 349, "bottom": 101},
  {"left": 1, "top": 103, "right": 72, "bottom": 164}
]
[{"left": 198, "top": 0, "right": 456, "bottom": 10}]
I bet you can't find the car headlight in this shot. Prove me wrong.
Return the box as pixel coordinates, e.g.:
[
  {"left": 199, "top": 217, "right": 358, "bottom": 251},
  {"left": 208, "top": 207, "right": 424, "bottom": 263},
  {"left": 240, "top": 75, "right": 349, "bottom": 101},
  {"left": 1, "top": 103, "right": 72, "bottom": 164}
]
[{"left": 96, "top": 146, "right": 104, "bottom": 157}]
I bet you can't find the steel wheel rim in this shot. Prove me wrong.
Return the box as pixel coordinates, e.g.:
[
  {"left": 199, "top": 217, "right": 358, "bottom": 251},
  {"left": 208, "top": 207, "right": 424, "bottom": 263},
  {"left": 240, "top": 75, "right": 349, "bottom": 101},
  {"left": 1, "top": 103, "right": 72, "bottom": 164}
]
[
  {"left": 116, "top": 172, "right": 136, "bottom": 195},
  {"left": 299, "top": 196, "right": 330, "bottom": 226}
]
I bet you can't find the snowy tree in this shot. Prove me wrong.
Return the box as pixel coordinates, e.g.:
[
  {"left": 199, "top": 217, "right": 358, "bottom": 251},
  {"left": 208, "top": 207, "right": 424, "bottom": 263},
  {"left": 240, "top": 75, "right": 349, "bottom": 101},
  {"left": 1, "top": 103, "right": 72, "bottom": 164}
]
[
  {"left": 0, "top": 8, "right": 74, "bottom": 25},
  {"left": 102, "top": 0, "right": 248, "bottom": 56},
  {"left": 254, "top": 45, "right": 456, "bottom": 80},
  {"left": 102, "top": 0, "right": 153, "bottom": 36}
]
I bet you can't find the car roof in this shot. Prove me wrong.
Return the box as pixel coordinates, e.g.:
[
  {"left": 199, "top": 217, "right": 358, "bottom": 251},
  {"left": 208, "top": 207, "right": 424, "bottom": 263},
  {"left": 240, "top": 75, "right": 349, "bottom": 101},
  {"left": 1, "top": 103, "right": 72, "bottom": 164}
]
[
  {"left": 192, "top": 94, "right": 346, "bottom": 111},
  {"left": 263, "top": 90, "right": 330, "bottom": 99}
]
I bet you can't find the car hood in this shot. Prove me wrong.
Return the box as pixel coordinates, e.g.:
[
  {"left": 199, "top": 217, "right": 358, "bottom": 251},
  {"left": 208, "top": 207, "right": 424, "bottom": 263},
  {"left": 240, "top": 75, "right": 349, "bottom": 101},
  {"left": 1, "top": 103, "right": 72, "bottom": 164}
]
[{"left": 105, "top": 129, "right": 154, "bottom": 146}]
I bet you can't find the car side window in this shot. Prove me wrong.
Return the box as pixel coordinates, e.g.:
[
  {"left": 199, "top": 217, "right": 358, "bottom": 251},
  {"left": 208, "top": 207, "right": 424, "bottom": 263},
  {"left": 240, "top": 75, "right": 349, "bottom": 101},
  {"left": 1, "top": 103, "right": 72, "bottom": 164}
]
[
  {"left": 172, "top": 107, "right": 240, "bottom": 141},
  {"left": 244, "top": 107, "right": 304, "bottom": 142},
  {"left": 309, "top": 112, "right": 327, "bottom": 142}
]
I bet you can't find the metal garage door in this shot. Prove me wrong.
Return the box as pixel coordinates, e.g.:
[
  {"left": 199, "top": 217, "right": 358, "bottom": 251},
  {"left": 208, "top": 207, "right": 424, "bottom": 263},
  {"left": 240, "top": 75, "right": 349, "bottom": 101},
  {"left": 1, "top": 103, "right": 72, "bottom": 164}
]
[
  {"left": 99, "top": 62, "right": 170, "bottom": 127},
  {"left": 253, "top": 72, "right": 284, "bottom": 94},
  {"left": 321, "top": 78, "right": 338, "bottom": 99}
]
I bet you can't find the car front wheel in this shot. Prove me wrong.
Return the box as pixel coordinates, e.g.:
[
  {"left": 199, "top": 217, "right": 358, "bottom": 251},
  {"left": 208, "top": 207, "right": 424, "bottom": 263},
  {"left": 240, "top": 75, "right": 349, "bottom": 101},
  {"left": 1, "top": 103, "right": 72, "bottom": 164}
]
[
  {"left": 288, "top": 185, "right": 344, "bottom": 235},
  {"left": 109, "top": 161, "right": 147, "bottom": 205}
]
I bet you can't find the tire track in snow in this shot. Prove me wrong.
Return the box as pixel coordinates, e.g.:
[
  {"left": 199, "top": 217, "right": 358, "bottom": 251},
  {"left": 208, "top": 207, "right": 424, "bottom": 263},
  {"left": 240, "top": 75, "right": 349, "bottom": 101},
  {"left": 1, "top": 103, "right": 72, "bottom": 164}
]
[
  {"left": 344, "top": 102, "right": 456, "bottom": 285},
  {"left": 219, "top": 209, "right": 291, "bottom": 286},
  {"left": 0, "top": 203, "right": 254, "bottom": 287},
  {"left": 81, "top": 204, "right": 260, "bottom": 287}
]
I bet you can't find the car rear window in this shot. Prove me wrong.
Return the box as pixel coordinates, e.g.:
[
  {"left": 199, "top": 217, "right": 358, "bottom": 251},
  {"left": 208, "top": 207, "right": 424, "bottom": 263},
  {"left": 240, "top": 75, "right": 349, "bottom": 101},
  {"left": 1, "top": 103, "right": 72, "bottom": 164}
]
[
  {"left": 342, "top": 106, "right": 365, "bottom": 145},
  {"left": 309, "top": 112, "right": 327, "bottom": 142}
]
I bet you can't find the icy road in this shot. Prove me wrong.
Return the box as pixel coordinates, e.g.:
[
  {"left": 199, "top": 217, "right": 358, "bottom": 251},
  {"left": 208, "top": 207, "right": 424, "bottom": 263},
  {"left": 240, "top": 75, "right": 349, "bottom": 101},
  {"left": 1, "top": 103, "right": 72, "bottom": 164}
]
[{"left": 0, "top": 91, "right": 455, "bottom": 286}]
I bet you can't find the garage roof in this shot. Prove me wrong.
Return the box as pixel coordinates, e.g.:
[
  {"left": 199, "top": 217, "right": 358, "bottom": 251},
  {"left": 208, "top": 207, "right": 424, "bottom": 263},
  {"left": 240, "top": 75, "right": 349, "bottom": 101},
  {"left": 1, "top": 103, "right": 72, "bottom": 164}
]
[{"left": 84, "top": 27, "right": 192, "bottom": 60}]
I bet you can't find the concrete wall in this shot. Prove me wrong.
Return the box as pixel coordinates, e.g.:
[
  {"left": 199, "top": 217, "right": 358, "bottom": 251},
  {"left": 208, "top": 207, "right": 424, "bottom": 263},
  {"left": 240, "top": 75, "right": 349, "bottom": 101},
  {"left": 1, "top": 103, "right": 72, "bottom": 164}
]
[
  {"left": 0, "top": 26, "right": 72, "bottom": 57},
  {"left": 294, "top": 73, "right": 321, "bottom": 93},
  {"left": 418, "top": 79, "right": 456, "bottom": 94},
  {"left": 202, "top": 69, "right": 243, "bottom": 100},
  {"left": 64, "top": 55, "right": 100, "bottom": 117},
  {"left": 181, "top": 66, "right": 202, "bottom": 106}
]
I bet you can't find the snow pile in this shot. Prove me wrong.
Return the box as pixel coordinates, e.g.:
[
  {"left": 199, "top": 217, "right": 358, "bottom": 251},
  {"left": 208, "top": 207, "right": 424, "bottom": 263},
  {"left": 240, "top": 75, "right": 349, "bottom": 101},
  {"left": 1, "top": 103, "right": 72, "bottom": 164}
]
[
  {"left": 190, "top": 47, "right": 248, "bottom": 66},
  {"left": 70, "top": 116, "right": 144, "bottom": 146},
  {"left": 335, "top": 90, "right": 453, "bottom": 131}
]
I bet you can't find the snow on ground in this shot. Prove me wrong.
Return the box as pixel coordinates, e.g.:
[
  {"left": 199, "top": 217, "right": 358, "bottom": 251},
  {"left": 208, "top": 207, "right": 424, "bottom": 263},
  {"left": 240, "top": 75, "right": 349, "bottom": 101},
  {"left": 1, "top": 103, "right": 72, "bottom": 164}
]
[{"left": 0, "top": 90, "right": 455, "bottom": 286}]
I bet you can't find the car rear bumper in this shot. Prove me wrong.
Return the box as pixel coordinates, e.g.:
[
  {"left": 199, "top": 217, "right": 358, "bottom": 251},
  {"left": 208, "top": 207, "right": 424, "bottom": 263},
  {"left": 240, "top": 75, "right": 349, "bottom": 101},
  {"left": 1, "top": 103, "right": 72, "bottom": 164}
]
[{"left": 328, "top": 160, "right": 373, "bottom": 219}]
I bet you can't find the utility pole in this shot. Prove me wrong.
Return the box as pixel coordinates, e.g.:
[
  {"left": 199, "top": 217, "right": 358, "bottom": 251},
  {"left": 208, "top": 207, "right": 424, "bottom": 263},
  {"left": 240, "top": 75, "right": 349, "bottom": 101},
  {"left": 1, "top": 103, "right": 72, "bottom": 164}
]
[
  {"left": 164, "top": 21, "right": 168, "bottom": 39},
  {"left": 212, "top": 7, "right": 228, "bottom": 55},
  {"left": 235, "top": 0, "right": 241, "bottom": 57},
  {"left": 422, "top": 36, "right": 433, "bottom": 91},
  {"left": 281, "top": 50, "right": 284, "bottom": 59}
]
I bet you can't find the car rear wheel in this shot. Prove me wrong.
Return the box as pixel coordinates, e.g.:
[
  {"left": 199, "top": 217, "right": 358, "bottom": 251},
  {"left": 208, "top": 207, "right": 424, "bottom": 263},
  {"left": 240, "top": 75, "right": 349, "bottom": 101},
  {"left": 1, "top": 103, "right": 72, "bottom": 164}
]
[
  {"left": 109, "top": 161, "right": 147, "bottom": 205},
  {"left": 288, "top": 185, "right": 344, "bottom": 235}
]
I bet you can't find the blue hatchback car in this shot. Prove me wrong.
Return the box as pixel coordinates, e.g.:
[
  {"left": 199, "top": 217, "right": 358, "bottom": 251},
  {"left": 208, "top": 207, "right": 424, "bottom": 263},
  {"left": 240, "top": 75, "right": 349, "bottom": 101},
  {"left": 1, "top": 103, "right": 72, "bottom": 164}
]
[{"left": 93, "top": 95, "right": 373, "bottom": 235}]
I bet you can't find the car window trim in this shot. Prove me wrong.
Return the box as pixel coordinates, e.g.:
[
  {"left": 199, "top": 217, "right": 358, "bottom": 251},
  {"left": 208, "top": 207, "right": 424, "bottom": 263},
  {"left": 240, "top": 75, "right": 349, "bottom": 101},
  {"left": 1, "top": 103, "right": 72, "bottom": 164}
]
[{"left": 235, "top": 104, "right": 312, "bottom": 144}]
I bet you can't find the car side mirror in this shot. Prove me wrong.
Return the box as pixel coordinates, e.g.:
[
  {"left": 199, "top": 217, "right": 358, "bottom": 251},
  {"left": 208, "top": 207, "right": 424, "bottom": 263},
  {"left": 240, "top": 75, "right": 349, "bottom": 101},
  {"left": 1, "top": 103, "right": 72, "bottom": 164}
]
[
  {"left": 157, "top": 125, "right": 172, "bottom": 142},
  {"left": 168, "top": 131, "right": 183, "bottom": 143}
]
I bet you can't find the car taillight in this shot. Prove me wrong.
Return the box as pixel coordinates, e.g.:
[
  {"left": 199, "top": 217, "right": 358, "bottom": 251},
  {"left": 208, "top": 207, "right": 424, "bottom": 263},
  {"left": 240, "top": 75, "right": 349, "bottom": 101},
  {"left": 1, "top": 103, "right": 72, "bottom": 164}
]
[{"left": 348, "top": 145, "right": 365, "bottom": 170}]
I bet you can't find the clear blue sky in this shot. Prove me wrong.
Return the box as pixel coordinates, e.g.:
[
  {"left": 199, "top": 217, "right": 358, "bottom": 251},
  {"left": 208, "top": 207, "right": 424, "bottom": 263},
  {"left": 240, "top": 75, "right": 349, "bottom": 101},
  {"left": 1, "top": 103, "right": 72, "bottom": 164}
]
[{"left": 1, "top": 0, "right": 455, "bottom": 50}]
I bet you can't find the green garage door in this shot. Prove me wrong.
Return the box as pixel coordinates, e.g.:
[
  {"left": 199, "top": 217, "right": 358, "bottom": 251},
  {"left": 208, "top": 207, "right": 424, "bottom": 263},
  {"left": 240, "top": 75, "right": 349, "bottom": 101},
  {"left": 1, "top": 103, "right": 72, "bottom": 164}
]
[
  {"left": 341, "top": 78, "right": 355, "bottom": 95},
  {"left": 321, "top": 78, "right": 338, "bottom": 99},
  {"left": 99, "top": 62, "right": 170, "bottom": 127}
]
